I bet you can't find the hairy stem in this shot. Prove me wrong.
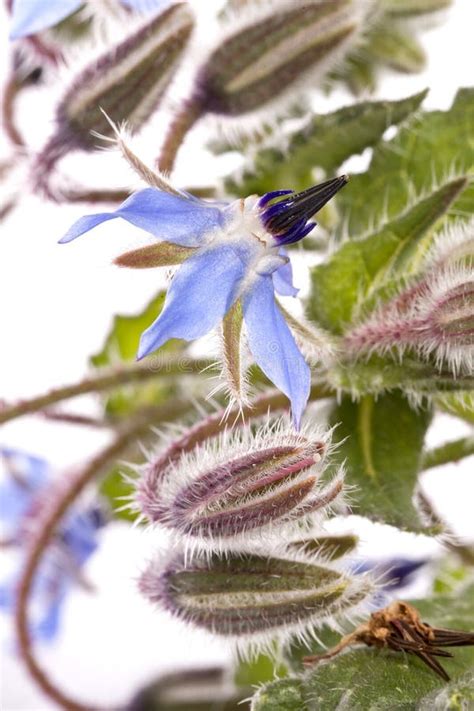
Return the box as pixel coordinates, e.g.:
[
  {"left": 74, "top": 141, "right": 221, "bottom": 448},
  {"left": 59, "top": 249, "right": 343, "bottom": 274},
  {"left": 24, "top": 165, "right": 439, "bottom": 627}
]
[
  {"left": 0, "top": 357, "right": 210, "bottom": 425},
  {"left": 14, "top": 407, "right": 173, "bottom": 711},
  {"left": 421, "top": 436, "right": 474, "bottom": 471},
  {"left": 156, "top": 97, "right": 203, "bottom": 174}
]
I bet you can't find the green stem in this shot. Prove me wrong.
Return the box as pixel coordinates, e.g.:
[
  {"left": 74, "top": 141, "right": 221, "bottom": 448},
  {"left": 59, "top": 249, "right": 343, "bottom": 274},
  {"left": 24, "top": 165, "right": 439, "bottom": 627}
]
[
  {"left": 0, "top": 357, "right": 211, "bottom": 425},
  {"left": 421, "top": 436, "right": 474, "bottom": 471}
]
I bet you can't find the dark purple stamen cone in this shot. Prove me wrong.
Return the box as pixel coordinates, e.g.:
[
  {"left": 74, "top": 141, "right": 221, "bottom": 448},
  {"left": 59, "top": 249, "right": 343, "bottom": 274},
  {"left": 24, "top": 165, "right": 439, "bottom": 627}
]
[{"left": 260, "top": 175, "right": 349, "bottom": 245}]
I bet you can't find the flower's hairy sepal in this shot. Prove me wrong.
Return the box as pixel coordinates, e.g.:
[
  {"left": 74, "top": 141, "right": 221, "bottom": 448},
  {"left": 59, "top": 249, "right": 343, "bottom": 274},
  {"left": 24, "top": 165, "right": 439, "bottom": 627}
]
[
  {"left": 139, "top": 549, "right": 375, "bottom": 649},
  {"left": 114, "top": 241, "right": 195, "bottom": 268},
  {"left": 288, "top": 533, "right": 359, "bottom": 561}
]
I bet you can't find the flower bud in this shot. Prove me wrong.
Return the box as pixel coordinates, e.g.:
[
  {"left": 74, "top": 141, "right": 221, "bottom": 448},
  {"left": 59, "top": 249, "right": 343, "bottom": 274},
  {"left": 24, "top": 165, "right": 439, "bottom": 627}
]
[
  {"left": 35, "top": 4, "right": 194, "bottom": 180},
  {"left": 194, "top": 0, "right": 369, "bottom": 117},
  {"left": 139, "top": 550, "right": 374, "bottom": 641},
  {"left": 383, "top": 0, "right": 452, "bottom": 17},
  {"left": 288, "top": 533, "right": 359, "bottom": 560},
  {"left": 345, "top": 265, "right": 474, "bottom": 375},
  {"left": 135, "top": 420, "right": 345, "bottom": 546}
]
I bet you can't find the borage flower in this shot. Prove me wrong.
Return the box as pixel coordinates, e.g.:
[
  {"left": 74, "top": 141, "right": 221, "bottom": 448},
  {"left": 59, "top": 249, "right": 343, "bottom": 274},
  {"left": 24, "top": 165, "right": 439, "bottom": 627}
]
[
  {"left": 60, "top": 176, "right": 348, "bottom": 427},
  {"left": 0, "top": 448, "right": 106, "bottom": 641},
  {"left": 9, "top": 0, "right": 170, "bottom": 40}
]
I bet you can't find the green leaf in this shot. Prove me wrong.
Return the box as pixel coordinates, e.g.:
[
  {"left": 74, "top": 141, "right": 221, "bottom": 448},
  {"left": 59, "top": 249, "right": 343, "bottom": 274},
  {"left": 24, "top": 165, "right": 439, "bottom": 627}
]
[
  {"left": 225, "top": 91, "right": 427, "bottom": 197},
  {"left": 365, "top": 24, "right": 426, "bottom": 73},
  {"left": 235, "top": 654, "right": 287, "bottom": 688},
  {"left": 308, "top": 176, "right": 468, "bottom": 333},
  {"left": 251, "top": 678, "right": 306, "bottom": 711},
  {"left": 90, "top": 291, "right": 182, "bottom": 416},
  {"left": 253, "top": 587, "right": 474, "bottom": 711},
  {"left": 328, "top": 355, "right": 474, "bottom": 398},
  {"left": 327, "top": 390, "right": 432, "bottom": 530},
  {"left": 99, "top": 464, "right": 136, "bottom": 523},
  {"left": 337, "top": 88, "right": 474, "bottom": 239}
]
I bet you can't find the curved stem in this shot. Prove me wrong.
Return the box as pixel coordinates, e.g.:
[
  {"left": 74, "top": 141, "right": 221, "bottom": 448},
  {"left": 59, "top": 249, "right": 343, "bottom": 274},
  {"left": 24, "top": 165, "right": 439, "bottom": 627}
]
[
  {"left": 421, "top": 436, "right": 474, "bottom": 472},
  {"left": 0, "top": 357, "right": 210, "bottom": 425},
  {"left": 14, "top": 408, "right": 170, "bottom": 711},
  {"left": 156, "top": 98, "right": 203, "bottom": 174},
  {"left": 2, "top": 74, "right": 26, "bottom": 147}
]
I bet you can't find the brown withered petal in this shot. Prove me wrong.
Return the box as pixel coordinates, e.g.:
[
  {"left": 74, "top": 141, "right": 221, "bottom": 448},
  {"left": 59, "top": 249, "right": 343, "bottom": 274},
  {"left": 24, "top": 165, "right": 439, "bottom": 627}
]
[{"left": 303, "top": 600, "right": 474, "bottom": 681}]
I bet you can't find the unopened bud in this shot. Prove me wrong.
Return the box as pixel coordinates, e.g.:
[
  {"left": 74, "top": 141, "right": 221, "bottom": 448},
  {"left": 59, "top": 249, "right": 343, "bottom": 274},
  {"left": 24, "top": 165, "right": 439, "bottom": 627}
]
[
  {"left": 345, "top": 265, "right": 474, "bottom": 375},
  {"left": 288, "top": 533, "right": 358, "bottom": 560},
  {"left": 135, "top": 421, "right": 344, "bottom": 546},
  {"left": 35, "top": 4, "right": 194, "bottom": 185},
  {"left": 195, "top": 0, "right": 369, "bottom": 117},
  {"left": 139, "top": 550, "right": 374, "bottom": 640}
]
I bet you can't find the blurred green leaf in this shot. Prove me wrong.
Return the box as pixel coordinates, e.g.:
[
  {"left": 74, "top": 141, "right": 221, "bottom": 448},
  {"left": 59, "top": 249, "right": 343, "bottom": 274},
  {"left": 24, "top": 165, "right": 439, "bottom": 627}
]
[
  {"left": 329, "top": 355, "right": 474, "bottom": 398},
  {"left": 308, "top": 176, "right": 467, "bottom": 334},
  {"left": 328, "top": 390, "right": 431, "bottom": 530},
  {"left": 337, "top": 88, "right": 474, "bottom": 239},
  {"left": 252, "top": 587, "right": 474, "bottom": 710},
  {"left": 235, "top": 654, "right": 287, "bottom": 688},
  {"left": 90, "top": 291, "right": 182, "bottom": 416},
  {"left": 99, "top": 464, "right": 136, "bottom": 523},
  {"left": 226, "top": 91, "right": 427, "bottom": 197},
  {"left": 366, "top": 24, "right": 426, "bottom": 73}
]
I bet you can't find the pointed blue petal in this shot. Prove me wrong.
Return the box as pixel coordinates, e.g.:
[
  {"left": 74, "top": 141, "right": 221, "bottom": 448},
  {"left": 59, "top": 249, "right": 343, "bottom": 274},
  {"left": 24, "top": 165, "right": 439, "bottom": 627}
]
[
  {"left": 138, "top": 243, "right": 250, "bottom": 358},
  {"left": 272, "top": 249, "right": 299, "bottom": 296},
  {"left": 243, "top": 276, "right": 310, "bottom": 429},
  {"left": 10, "top": 0, "right": 82, "bottom": 39},
  {"left": 121, "top": 0, "right": 169, "bottom": 11},
  {"left": 59, "top": 189, "right": 229, "bottom": 247}
]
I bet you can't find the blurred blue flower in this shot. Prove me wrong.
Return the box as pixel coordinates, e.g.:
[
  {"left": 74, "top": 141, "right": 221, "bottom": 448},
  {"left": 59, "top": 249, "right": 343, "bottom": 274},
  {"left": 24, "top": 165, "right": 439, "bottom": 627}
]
[
  {"left": 9, "top": 0, "right": 170, "bottom": 40},
  {"left": 61, "top": 177, "right": 347, "bottom": 427},
  {"left": 355, "top": 557, "right": 428, "bottom": 604},
  {"left": 0, "top": 448, "right": 106, "bottom": 641}
]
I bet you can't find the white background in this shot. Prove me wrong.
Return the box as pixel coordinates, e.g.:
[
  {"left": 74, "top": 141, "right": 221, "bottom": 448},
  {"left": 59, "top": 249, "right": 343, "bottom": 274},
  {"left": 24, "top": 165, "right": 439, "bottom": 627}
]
[{"left": 1, "top": 0, "right": 473, "bottom": 709}]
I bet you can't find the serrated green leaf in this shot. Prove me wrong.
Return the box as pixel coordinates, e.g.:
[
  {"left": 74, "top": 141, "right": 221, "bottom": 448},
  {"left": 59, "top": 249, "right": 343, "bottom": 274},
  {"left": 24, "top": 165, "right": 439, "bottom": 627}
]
[
  {"left": 90, "top": 291, "right": 182, "bottom": 416},
  {"left": 328, "top": 390, "right": 432, "bottom": 530},
  {"left": 309, "top": 177, "right": 467, "bottom": 333},
  {"left": 338, "top": 88, "right": 474, "bottom": 239},
  {"left": 226, "top": 92, "right": 427, "bottom": 197},
  {"left": 254, "top": 587, "right": 474, "bottom": 711}
]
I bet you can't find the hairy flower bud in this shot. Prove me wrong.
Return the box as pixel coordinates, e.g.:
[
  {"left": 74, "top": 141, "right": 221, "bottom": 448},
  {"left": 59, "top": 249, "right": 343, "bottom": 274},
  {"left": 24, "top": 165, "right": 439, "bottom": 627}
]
[
  {"left": 345, "top": 265, "right": 474, "bottom": 375},
  {"left": 139, "top": 550, "right": 374, "bottom": 644},
  {"left": 288, "top": 533, "right": 359, "bottom": 560},
  {"left": 34, "top": 4, "right": 194, "bottom": 186},
  {"left": 383, "top": 0, "right": 452, "bottom": 17},
  {"left": 195, "top": 0, "right": 369, "bottom": 117},
  {"left": 134, "top": 420, "right": 345, "bottom": 547}
]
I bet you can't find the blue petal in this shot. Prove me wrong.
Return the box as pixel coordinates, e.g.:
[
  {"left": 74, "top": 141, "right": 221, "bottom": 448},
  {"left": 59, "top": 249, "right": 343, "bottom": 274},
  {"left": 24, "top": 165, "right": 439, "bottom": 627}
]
[
  {"left": 0, "top": 449, "right": 49, "bottom": 529},
  {"left": 59, "top": 189, "right": 228, "bottom": 247},
  {"left": 10, "top": 0, "right": 82, "bottom": 39},
  {"left": 138, "top": 243, "right": 250, "bottom": 358},
  {"left": 243, "top": 276, "right": 310, "bottom": 429},
  {"left": 121, "top": 0, "right": 170, "bottom": 10},
  {"left": 35, "top": 595, "right": 64, "bottom": 641},
  {"left": 272, "top": 249, "right": 298, "bottom": 297}
]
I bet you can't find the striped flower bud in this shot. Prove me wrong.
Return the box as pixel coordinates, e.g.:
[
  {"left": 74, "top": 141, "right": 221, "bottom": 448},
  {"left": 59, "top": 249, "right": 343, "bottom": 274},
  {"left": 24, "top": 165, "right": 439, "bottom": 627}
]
[
  {"left": 134, "top": 420, "right": 345, "bottom": 547},
  {"left": 139, "top": 550, "right": 375, "bottom": 643},
  {"left": 158, "top": 0, "right": 371, "bottom": 171},
  {"left": 345, "top": 264, "right": 474, "bottom": 375},
  {"left": 35, "top": 3, "right": 194, "bottom": 186},
  {"left": 195, "top": 0, "right": 369, "bottom": 117}
]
